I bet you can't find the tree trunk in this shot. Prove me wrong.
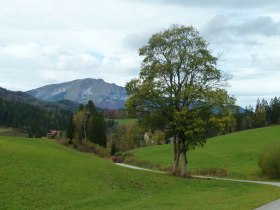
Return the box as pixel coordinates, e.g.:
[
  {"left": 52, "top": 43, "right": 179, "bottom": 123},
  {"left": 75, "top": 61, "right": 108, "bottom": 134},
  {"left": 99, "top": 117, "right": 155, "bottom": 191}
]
[
  {"left": 83, "top": 121, "right": 87, "bottom": 142},
  {"left": 181, "top": 142, "right": 188, "bottom": 177},
  {"left": 172, "top": 137, "right": 180, "bottom": 176}
]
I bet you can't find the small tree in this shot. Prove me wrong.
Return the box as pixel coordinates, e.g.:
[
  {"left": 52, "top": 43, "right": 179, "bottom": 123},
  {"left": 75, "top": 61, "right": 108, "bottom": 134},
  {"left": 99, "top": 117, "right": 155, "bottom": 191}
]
[
  {"left": 73, "top": 110, "right": 88, "bottom": 142},
  {"left": 66, "top": 115, "right": 75, "bottom": 143},
  {"left": 126, "top": 25, "right": 235, "bottom": 177}
]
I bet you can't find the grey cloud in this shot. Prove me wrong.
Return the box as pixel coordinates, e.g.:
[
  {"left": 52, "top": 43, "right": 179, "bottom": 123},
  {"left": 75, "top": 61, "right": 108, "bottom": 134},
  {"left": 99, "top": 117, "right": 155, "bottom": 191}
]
[
  {"left": 236, "top": 17, "right": 280, "bottom": 36},
  {"left": 134, "top": 0, "right": 280, "bottom": 9},
  {"left": 202, "top": 15, "right": 280, "bottom": 45},
  {"left": 123, "top": 33, "right": 151, "bottom": 51}
]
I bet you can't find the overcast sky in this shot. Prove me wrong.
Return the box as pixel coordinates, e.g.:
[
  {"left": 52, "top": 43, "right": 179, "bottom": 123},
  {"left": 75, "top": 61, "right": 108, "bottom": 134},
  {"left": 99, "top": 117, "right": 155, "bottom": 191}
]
[{"left": 0, "top": 0, "right": 279, "bottom": 107}]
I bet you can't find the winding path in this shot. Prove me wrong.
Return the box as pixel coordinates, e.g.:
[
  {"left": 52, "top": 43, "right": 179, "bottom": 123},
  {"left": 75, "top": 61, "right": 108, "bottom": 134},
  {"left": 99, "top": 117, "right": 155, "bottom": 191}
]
[{"left": 115, "top": 163, "right": 280, "bottom": 210}]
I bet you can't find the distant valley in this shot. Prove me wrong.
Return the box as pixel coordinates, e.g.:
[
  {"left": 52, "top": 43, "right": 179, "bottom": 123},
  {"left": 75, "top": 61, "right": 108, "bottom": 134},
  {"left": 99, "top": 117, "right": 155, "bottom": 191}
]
[{"left": 27, "top": 78, "right": 127, "bottom": 110}]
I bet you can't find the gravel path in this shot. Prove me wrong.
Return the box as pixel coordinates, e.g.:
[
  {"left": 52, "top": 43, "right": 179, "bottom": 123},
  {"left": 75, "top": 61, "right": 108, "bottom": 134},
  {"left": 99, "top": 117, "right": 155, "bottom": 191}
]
[
  {"left": 115, "top": 163, "right": 280, "bottom": 210},
  {"left": 255, "top": 199, "right": 280, "bottom": 210},
  {"left": 115, "top": 163, "right": 165, "bottom": 173}
]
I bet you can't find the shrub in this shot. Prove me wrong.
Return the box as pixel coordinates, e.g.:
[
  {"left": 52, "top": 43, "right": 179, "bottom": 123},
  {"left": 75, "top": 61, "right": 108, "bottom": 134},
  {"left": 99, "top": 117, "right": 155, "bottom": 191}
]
[
  {"left": 112, "top": 152, "right": 133, "bottom": 163},
  {"left": 74, "top": 141, "right": 110, "bottom": 158},
  {"left": 258, "top": 142, "right": 280, "bottom": 178}
]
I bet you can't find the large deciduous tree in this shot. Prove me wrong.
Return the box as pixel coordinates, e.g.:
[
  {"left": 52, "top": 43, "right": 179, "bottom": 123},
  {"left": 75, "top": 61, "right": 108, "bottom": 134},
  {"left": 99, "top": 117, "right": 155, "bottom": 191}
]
[{"left": 125, "top": 25, "right": 235, "bottom": 177}]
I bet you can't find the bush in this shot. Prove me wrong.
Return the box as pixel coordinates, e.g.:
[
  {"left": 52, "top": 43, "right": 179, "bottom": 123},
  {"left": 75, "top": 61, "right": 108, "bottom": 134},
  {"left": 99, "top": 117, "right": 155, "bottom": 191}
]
[
  {"left": 258, "top": 143, "right": 280, "bottom": 178},
  {"left": 111, "top": 152, "right": 133, "bottom": 163},
  {"left": 74, "top": 141, "right": 110, "bottom": 158}
]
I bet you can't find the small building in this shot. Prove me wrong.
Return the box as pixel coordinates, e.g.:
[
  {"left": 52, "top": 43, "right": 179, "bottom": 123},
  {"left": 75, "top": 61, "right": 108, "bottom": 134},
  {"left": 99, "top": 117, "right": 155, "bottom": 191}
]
[{"left": 46, "top": 130, "right": 60, "bottom": 139}]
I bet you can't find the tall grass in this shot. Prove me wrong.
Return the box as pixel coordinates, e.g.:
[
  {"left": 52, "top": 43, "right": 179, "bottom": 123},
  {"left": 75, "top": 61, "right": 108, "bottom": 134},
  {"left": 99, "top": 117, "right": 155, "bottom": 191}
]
[{"left": 258, "top": 142, "right": 280, "bottom": 178}]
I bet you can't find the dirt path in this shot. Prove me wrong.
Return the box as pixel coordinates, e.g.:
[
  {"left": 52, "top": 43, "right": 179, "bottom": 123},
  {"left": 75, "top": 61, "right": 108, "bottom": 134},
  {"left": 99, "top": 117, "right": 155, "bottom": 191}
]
[{"left": 115, "top": 163, "right": 280, "bottom": 210}]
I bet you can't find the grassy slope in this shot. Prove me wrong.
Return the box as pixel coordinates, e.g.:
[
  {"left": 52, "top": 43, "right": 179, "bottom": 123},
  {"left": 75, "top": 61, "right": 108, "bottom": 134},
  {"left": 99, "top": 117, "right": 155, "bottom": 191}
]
[
  {"left": 0, "top": 127, "right": 26, "bottom": 137},
  {"left": 1, "top": 137, "right": 280, "bottom": 209},
  {"left": 131, "top": 125, "right": 280, "bottom": 180}
]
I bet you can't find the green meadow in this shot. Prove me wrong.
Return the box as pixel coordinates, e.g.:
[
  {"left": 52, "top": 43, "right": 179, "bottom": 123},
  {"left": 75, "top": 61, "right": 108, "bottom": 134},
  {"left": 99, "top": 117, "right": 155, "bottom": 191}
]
[
  {"left": 130, "top": 125, "right": 280, "bottom": 180},
  {"left": 0, "top": 127, "right": 26, "bottom": 137},
  {"left": 110, "top": 118, "right": 137, "bottom": 125},
  {"left": 1, "top": 136, "right": 280, "bottom": 209}
]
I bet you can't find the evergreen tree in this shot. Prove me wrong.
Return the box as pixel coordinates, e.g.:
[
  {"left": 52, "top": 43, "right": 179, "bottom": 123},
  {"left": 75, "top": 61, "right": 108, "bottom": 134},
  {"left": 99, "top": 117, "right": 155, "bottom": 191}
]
[{"left": 254, "top": 99, "right": 267, "bottom": 127}]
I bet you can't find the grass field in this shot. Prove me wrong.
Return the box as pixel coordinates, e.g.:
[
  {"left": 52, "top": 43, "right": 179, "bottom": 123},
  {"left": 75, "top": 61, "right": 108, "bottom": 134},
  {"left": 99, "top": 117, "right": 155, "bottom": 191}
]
[
  {"left": 1, "top": 136, "right": 280, "bottom": 209},
  {"left": 130, "top": 125, "right": 280, "bottom": 180},
  {"left": 0, "top": 127, "right": 26, "bottom": 137}
]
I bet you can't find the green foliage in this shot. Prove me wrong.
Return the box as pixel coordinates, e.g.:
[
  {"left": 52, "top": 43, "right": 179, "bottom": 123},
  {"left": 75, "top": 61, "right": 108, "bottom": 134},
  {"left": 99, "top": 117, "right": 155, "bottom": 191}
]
[
  {"left": 73, "top": 110, "right": 87, "bottom": 142},
  {"left": 234, "top": 97, "right": 280, "bottom": 132},
  {"left": 258, "top": 142, "right": 280, "bottom": 178},
  {"left": 103, "top": 109, "right": 128, "bottom": 119},
  {"left": 268, "top": 97, "right": 280, "bottom": 124},
  {"left": 1, "top": 136, "right": 280, "bottom": 210},
  {"left": 111, "top": 140, "right": 117, "bottom": 156},
  {"left": 72, "top": 100, "right": 107, "bottom": 147},
  {"left": 125, "top": 25, "right": 235, "bottom": 176},
  {"left": 152, "top": 130, "right": 165, "bottom": 145},
  {"left": 66, "top": 115, "right": 75, "bottom": 142},
  {"left": 0, "top": 97, "right": 72, "bottom": 137},
  {"left": 254, "top": 99, "right": 267, "bottom": 127},
  {"left": 108, "top": 124, "right": 145, "bottom": 152},
  {"left": 74, "top": 140, "right": 110, "bottom": 157}
]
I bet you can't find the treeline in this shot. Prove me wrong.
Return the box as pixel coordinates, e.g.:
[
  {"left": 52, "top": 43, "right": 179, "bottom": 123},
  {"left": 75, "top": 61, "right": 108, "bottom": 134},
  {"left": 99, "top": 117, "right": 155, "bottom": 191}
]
[
  {"left": 102, "top": 109, "right": 127, "bottom": 119},
  {"left": 108, "top": 97, "right": 280, "bottom": 156},
  {"left": 0, "top": 97, "right": 72, "bottom": 137},
  {"left": 234, "top": 97, "right": 280, "bottom": 131}
]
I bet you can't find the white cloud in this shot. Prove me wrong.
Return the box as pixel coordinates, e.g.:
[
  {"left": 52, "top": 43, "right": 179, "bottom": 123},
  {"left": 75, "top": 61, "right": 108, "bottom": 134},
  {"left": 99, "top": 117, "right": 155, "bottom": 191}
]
[
  {"left": 0, "top": 42, "right": 40, "bottom": 58},
  {"left": 0, "top": 0, "right": 279, "bottom": 107}
]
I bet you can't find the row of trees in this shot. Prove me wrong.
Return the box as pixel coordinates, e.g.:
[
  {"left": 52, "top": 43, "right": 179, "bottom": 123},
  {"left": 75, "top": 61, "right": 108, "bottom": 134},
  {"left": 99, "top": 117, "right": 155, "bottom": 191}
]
[
  {"left": 234, "top": 97, "right": 280, "bottom": 131},
  {"left": 67, "top": 101, "right": 107, "bottom": 147},
  {"left": 0, "top": 97, "right": 71, "bottom": 137},
  {"left": 103, "top": 109, "right": 127, "bottom": 119}
]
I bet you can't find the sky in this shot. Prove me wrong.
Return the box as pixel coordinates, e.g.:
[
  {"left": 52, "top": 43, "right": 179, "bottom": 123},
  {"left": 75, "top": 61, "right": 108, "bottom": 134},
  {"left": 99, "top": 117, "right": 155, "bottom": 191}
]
[{"left": 0, "top": 0, "right": 280, "bottom": 107}]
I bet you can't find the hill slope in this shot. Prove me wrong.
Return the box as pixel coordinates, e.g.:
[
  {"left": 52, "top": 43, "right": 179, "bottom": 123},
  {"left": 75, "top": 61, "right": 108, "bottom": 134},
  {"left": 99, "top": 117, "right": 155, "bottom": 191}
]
[
  {"left": 27, "top": 78, "right": 127, "bottom": 109},
  {"left": 130, "top": 125, "right": 280, "bottom": 180},
  {"left": 0, "top": 88, "right": 74, "bottom": 136},
  {"left": 0, "top": 86, "right": 79, "bottom": 112},
  {"left": 1, "top": 137, "right": 280, "bottom": 209}
]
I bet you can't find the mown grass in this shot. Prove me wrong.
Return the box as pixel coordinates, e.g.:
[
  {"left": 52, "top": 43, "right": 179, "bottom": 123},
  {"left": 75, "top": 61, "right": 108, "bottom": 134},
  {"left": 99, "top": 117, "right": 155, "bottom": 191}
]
[
  {"left": 1, "top": 136, "right": 280, "bottom": 209},
  {"left": 130, "top": 125, "right": 280, "bottom": 180}
]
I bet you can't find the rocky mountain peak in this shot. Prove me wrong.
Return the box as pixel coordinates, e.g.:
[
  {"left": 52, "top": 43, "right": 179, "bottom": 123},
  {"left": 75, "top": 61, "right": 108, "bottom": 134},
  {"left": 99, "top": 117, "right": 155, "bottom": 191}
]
[{"left": 27, "top": 78, "right": 128, "bottom": 110}]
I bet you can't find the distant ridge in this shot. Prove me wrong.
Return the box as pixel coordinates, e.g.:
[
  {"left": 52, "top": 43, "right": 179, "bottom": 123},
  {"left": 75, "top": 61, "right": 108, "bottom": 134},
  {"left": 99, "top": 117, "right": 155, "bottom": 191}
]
[
  {"left": 27, "top": 78, "right": 128, "bottom": 109},
  {"left": 0, "top": 86, "right": 79, "bottom": 112}
]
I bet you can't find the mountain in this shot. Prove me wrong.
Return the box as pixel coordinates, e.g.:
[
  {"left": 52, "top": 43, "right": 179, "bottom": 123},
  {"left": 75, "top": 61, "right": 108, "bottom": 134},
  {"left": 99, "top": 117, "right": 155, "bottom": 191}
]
[
  {"left": 27, "top": 78, "right": 128, "bottom": 109},
  {"left": 0, "top": 87, "right": 79, "bottom": 112},
  {"left": 0, "top": 86, "right": 39, "bottom": 105}
]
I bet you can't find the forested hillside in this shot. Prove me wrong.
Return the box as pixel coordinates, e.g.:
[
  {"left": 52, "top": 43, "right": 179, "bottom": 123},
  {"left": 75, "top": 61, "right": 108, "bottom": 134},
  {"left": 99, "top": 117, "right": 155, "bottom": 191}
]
[{"left": 0, "top": 97, "right": 72, "bottom": 137}]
